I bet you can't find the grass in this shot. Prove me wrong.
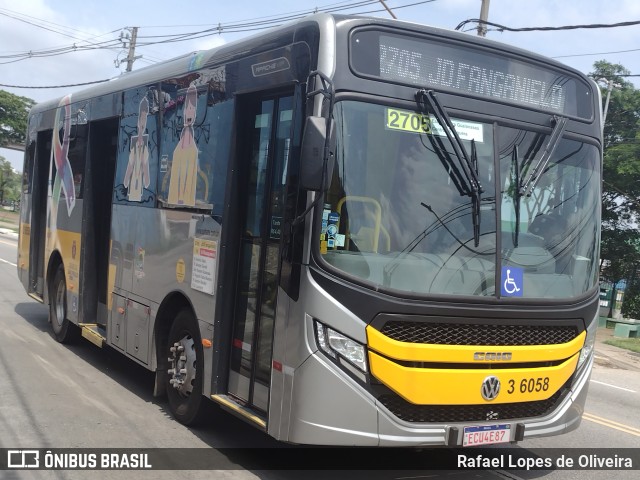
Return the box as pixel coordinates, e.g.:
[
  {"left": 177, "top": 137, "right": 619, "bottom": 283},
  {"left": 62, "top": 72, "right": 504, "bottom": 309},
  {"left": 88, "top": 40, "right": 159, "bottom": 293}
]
[
  {"left": 0, "top": 208, "right": 19, "bottom": 233},
  {"left": 604, "top": 338, "right": 640, "bottom": 354}
]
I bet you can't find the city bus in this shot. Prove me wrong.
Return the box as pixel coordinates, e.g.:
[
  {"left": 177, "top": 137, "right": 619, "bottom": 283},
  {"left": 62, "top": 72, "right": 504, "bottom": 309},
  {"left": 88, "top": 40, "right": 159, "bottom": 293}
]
[{"left": 18, "top": 13, "right": 602, "bottom": 447}]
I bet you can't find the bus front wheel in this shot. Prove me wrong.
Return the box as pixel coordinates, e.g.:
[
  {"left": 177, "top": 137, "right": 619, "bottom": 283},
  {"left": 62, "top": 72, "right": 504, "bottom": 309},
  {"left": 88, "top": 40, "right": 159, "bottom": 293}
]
[
  {"left": 165, "top": 309, "right": 206, "bottom": 425},
  {"left": 49, "top": 264, "right": 80, "bottom": 343}
]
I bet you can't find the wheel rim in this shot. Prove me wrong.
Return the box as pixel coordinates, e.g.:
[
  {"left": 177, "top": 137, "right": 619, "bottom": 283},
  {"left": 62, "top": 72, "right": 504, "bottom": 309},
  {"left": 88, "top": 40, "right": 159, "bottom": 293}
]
[
  {"left": 54, "top": 277, "right": 66, "bottom": 327},
  {"left": 168, "top": 334, "right": 197, "bottom": 397}
]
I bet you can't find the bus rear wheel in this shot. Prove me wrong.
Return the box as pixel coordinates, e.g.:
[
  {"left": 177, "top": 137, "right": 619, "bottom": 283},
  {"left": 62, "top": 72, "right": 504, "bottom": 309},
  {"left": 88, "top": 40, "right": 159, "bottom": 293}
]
[
  {"left": 49, "top": 264, "right": 80, "bottom": 343},
  {"left": 165, "top": 309, "right": 206, "bottom": 425}
]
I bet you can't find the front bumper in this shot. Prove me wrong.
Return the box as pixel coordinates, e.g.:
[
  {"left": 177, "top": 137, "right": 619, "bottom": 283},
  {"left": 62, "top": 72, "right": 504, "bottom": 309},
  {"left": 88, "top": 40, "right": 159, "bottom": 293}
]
[{"left": 286, "top": 349, "right": 592, "bottom": 446}]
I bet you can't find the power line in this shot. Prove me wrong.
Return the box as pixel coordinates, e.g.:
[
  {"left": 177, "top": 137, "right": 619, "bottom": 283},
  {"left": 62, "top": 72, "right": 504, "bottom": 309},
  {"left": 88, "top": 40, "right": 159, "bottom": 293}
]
[
  {"left": 0, "top": 0, "right": 435, "bottom": 66},
  {"left": 0, "top": 37, "right": 122, "bottom": 58},
  {"left": 5, "top": 4, "right": 640, "bottom": 72},
  {"left": 0, "top": 9, "right": 123, "bottom": 56},
  {"left": 139, "top": 0, "right": 379, "bottom": 28},
  {"left": 455, "top": 18, "right": 640, "bottom": 33},
  {"left": 134, "top": 0, "right": 434, "bottom": 46},
  {"left": 145, "top": 0, "right": 382, "bottom": 32},
  {"left": 0, "top": 41, "right": 122, "bottom": 65},
  {"left": 134, "top": 1, "right": 388, "bottom": 42},
  {"left": 553, "top": 48, "right": 640, "bottom": 59},
  {"left": 0, "top": 6, "right": 107, "bottom": 39},
  {"left": 0, "top": 9, "right": 92, "bottom": 41},
  {"left": 378, "top": 0, "right": 397, "bottom": 19},
  {"left": 0, "top": 79, "right": 110, "bottom": 89}
]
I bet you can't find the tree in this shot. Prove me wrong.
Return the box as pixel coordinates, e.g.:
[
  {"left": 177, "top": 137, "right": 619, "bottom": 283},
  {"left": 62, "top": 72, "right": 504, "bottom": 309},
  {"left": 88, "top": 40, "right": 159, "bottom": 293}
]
[
  {"left": 590, "top": 61, "right": 640, "bottom": 315},
  {"left": 0, "top": 89, "right": 35, "bottom": 147},
  {"left": 0, "top": 156, "right": 19, "bottom": 206},
  {"left": 621, "top": 266, "right": 640, "bottom": 319}
]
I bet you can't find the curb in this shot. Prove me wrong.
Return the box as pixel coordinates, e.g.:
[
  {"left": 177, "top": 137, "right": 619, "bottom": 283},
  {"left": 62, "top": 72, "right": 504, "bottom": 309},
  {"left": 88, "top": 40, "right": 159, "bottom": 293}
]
[
  {"left": 594, "top": 327, "right": 640, "bottom": 372},
  {"left": 593, "top": 352, "right": 640, "bottom": 371}
]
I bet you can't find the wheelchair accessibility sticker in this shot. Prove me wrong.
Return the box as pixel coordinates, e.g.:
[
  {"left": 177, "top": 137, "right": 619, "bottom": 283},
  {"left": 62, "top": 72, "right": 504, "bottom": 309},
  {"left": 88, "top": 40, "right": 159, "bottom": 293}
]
[{"left": 501, "top": 266, "right": 523, "bottom": 297}]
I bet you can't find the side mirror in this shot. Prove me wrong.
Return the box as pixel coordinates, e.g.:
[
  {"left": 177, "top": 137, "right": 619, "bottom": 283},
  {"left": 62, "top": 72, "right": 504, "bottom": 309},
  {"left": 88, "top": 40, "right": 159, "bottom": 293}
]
[{"left": 300, "top": 116, "right": 334, "bottom": 191}]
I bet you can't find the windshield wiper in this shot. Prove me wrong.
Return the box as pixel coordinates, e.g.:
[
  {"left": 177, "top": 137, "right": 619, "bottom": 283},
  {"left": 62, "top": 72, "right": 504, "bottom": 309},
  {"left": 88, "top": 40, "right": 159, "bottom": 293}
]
[
  {"left": 417, "top": 89, "right": 483, "bottom": 246},
  {"left": 511, "top": 145, "right": 521, "bottom": 248},
  {"left": 420, "top": 202, "right": 492, "bottom": 255},
  {"left": 470, "top": 139, "right": 480, "bottom": 247},
  {"left": 519, "top": 115, "right": 567, "bottom": 197},
  {"left": 424, "top": 132, "right": 468, "bottom": 196}
]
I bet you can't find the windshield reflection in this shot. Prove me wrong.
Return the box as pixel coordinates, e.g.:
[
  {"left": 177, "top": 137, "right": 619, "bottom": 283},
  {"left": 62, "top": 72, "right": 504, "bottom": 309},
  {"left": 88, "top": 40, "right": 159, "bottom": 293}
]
[{"left": 318, "top": 100, "right": 600, "bottom": 300}]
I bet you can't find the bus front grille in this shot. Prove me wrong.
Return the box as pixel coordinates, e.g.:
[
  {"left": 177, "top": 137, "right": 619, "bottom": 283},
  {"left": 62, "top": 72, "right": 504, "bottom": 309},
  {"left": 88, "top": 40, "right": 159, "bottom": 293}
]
[
  {"left": 378, "top": 387, "right": 566, "bottom": 424},
  {"left": 380, "top": 322, "right": 578, "bottom": 346}
]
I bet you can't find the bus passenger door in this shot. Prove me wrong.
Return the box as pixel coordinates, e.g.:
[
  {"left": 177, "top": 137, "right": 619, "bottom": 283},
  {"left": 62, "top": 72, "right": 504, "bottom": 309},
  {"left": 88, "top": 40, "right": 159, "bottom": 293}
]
[
  {"left": 28, "top": 131, "right": 53, "bottom": 298},
  {"left": 228, "top": 93, "right": 293, "bottom": 412}
]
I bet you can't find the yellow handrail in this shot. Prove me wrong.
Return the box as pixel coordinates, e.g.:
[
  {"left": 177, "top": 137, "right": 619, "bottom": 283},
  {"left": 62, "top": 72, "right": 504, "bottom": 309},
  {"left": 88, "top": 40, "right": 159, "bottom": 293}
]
[{"left": 336, "top": 196, "right": 383, "bottom": 253}]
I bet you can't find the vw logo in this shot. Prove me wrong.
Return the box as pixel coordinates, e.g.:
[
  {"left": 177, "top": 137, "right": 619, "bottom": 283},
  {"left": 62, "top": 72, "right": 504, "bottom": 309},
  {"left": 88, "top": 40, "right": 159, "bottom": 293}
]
[{"left": 481, "top": 376, "right": 501, "bottom": 401}]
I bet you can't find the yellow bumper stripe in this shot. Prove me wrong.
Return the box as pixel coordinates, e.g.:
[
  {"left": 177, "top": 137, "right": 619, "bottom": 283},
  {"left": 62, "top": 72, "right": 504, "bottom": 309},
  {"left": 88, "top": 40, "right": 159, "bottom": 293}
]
[{"left": 369, "top": 351, "right": 579, "bottom": 405}]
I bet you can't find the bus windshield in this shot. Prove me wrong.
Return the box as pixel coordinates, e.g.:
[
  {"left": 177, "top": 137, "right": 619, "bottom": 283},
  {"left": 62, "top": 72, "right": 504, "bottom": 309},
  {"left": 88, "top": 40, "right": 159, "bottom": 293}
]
[{"left": 319, "top": 100, "right": 600, "bottom": 299}]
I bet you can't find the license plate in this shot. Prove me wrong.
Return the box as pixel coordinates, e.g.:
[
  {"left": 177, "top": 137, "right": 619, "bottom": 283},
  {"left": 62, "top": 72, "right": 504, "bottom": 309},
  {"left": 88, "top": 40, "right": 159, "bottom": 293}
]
[{"left": 463, "top": 424, "right": 511, "bottom": 447}]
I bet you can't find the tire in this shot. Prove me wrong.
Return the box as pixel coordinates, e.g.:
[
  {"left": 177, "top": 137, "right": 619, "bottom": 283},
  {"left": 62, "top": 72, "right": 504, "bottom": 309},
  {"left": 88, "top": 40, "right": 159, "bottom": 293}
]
[
  {"left": 49, "top": 264, "right": 80, "bottom": 343},
  {"left": 165, "top": 308, "right": 206, "bottom": 425}
]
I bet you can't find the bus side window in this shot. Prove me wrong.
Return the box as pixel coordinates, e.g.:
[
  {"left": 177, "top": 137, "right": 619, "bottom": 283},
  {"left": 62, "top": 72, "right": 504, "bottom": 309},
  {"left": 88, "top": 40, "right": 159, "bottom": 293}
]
[
  {"left": 113, "top": 87, "right": 159, "bottom": 206},
  {"left": 64, "top": 124, "right": 88, "bottom": 200},
  {"left": 22, "top": 141, "right": 36, "bottom": 194},
  {"left": 159, "top": 78, "right": 233, "bottom": 213}
]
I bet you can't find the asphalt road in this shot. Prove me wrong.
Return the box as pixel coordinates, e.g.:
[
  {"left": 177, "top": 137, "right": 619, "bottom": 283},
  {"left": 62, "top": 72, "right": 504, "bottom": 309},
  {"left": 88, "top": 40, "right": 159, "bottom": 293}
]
[{"left": 0, "top": 234, "right": 638, "bottom": 480}]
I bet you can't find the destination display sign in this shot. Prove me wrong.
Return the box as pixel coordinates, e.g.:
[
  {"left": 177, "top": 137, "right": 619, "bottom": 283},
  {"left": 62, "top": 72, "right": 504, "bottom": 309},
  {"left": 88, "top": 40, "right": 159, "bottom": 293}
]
[{"left": 350, "top": 30, "right": 592, "bottom": 119}]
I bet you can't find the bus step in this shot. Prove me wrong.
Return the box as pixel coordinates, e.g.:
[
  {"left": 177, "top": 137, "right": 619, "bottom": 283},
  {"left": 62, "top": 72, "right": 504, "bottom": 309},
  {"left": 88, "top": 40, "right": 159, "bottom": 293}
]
[
  {"left": 210, "top": 394, "right": 267, "bottom": 431},
  {"left": 27, "top": 292, "right": 44, "bottom": 303},
  {"left": 80, "top": 324, "right": 106, "bottom": 348}
]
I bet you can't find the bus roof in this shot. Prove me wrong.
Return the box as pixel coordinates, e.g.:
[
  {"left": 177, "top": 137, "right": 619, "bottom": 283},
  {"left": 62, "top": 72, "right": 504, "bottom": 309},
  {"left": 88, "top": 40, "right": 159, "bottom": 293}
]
[{"left": 29, "top": 12, "right": 590, "bottom": 116}]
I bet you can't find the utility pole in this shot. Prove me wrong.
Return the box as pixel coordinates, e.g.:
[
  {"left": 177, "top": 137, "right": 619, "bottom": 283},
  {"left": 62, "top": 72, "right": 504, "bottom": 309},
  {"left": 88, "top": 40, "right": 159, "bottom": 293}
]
[
  {"left": 477, "top": 0, "right": 490, "bottom": 37},
  {"left": 125, "top": 27, "right": 141, "bottom": 72},
  {"left": 602, "top": 79, "right": 616, "bottom": 128},
  {"left": 602, "top": 79, "right": 614, "bottom": 131},
  {"left": 378, "top": 0, "right": 397, "bottom": 19},
  {"left": 598, "top": 77, "right": 621, "bottom": 133}
]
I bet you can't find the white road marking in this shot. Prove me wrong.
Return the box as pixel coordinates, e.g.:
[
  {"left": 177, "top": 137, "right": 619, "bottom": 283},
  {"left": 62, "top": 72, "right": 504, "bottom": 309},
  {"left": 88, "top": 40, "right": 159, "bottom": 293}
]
[
  {"left": 590, "top": 379, "right": 636, "bottom": 393},
  {"left": 0, "top": 258, "right": 17, "bottom": 267}
]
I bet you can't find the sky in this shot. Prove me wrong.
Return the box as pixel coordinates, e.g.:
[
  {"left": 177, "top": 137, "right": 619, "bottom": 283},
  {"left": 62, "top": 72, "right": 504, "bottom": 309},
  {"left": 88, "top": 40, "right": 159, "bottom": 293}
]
[{"left": 2, "top": 0, "right": 640, "bottom": 171}]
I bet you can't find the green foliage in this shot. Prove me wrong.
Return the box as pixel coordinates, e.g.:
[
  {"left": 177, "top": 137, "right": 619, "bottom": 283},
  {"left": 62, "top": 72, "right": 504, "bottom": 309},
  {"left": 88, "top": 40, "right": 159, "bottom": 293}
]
[
  {"left": 0, "top": 156, "right": 20, "bottom": 206},
  {"left": 591, "top": 61, "right": 640, "bottom": 315},
  {"left": 600, "top": 229, "right": 640, "bottom": 282},
  {"left": 604, "top": 337, "right": 640, "bottom": 353},
  {"left": 621, "top": 279, "right": 640, "bottom": 319},
  {"left": 0, "top": 89, "right": 35, "bottom": 147}
]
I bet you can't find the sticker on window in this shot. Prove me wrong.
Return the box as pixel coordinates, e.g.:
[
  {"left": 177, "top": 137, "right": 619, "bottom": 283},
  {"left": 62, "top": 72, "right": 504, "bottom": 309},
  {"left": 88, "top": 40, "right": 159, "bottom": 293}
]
[
  {"left": 430, "top": 117, "right": 484, "bottom": 143},
  {"left": 501, "top": 266, "right": 523, "bottom": 297},
  {"left": 385, "top": 107, "right": 483, "bottom": 143},
  {"left": 386, "top": 108, "right": 431, "bottom": 134}
]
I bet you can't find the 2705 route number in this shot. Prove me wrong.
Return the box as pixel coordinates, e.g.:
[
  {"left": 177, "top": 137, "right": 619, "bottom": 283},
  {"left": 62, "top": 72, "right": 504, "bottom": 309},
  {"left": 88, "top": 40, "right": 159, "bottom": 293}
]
[
  {"left": 386, "top": 108, "right": 431, "bottom": 134},
  {"left": 507, "top": 377, "right": 550, "bottom": 394}
]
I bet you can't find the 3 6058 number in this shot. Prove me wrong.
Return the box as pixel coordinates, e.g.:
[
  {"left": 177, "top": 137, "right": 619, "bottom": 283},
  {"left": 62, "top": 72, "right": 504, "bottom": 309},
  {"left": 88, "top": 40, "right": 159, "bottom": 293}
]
[{"left": 507, "top": 377, "right": 550, "bottom": 394}]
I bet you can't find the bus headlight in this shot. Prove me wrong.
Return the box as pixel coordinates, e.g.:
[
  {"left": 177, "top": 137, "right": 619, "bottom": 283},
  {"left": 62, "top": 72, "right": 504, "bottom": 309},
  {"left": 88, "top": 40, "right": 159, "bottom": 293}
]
[
  {"left": 314, "top": 321, "right": 368, "bottom": 373},
  {"left": 577, "top": 315, "right": 598, "bottom": 371}
]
